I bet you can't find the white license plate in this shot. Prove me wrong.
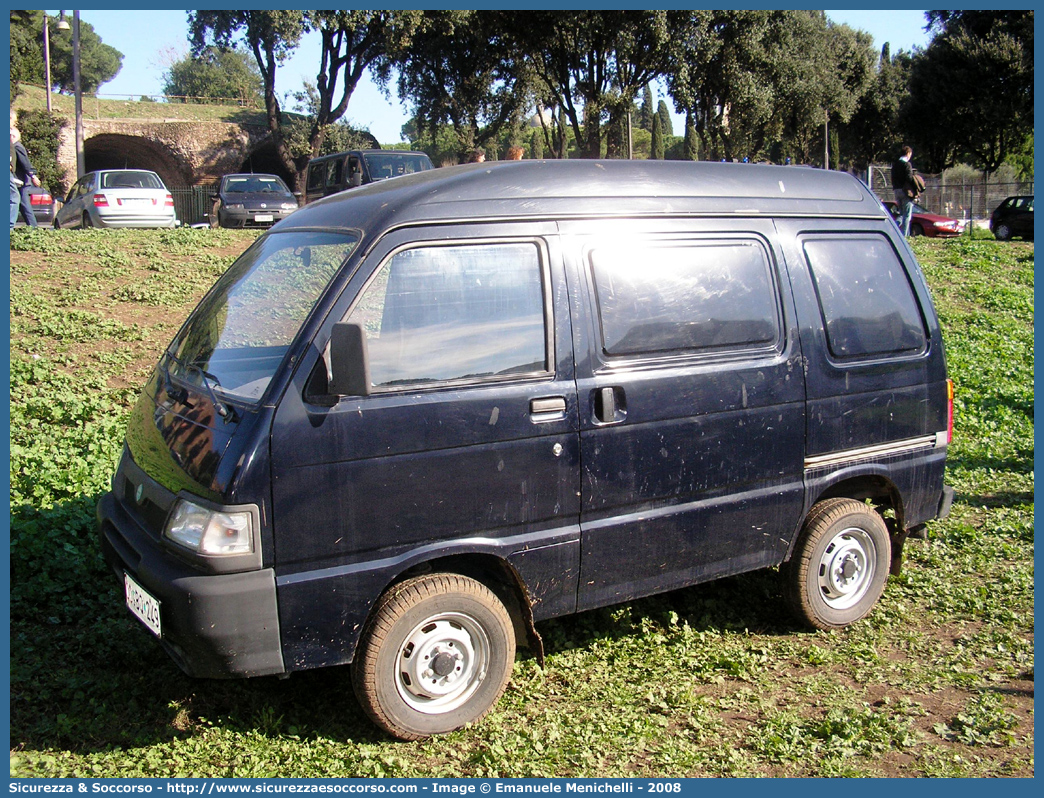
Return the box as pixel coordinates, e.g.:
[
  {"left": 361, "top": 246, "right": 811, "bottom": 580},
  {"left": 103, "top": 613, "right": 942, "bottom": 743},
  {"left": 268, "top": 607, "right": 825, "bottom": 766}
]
[
  {"left": 254, "top": 213, "right": 274, "bottom": 222},
  {"left": 120, "top": 198, "right": 153, "bottom": 206},
  {"left": 125, "top": 572, "right": 161, "bottom": 637}
]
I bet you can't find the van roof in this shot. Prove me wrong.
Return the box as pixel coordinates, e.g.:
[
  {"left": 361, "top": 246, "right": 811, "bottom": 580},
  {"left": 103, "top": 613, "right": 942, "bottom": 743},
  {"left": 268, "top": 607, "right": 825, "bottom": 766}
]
[
  {"left": 308, "top": 149, "right": 429, "bottom": 162},
  {"left": 281, "top": 160, "right": 886, "bottom": 234}
]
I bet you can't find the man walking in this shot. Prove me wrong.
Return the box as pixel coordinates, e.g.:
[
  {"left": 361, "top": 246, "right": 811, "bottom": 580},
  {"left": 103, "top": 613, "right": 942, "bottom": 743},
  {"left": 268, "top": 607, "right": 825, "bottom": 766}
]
[
  {"left": 891, "top": 145, "right": 918, "bottom": 236},
  {"left": 11, "top": 127, "right": 41, "bottom": 227}
]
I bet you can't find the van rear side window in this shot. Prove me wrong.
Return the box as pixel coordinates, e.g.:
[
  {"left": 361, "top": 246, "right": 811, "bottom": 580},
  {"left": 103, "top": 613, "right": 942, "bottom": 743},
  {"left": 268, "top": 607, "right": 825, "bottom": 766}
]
[
  {"left": 590, "top": 240, "right": 780, "bottom": 357},
  {"left": 306, "top": 165, "right": 324, "bottom": 192},
  {"left": 803, "top": 235, "right": 927, "bottom": 359},
  {"left": 347, "top": 242, "right": 549, "bottom": 389}
]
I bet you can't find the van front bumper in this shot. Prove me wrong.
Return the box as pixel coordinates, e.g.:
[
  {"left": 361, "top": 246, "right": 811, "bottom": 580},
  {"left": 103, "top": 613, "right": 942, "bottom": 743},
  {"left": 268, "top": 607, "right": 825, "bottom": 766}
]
[{"left": 97, "top": 490, "right": 285, "bottom": 679}]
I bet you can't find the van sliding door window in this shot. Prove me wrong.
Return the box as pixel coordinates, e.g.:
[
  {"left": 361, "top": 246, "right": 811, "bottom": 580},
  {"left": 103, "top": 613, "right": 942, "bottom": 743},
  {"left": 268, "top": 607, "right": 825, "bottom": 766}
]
[
  {"left": 803, "top": 236, "right": 927, "bottom": 359},
  {"left": 347, "top": 242, "right": 549, "bottom": 389},
  {"left": 590, "top": 240, "right": 780, "bottom": 357}
]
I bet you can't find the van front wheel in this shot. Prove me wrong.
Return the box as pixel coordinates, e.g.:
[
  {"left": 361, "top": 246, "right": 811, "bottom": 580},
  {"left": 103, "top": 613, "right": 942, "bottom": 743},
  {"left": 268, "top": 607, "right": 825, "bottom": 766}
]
[
  {"left": 352, "top": 574, "right": 515, "bottom": 740},
  {"left": 782, "top": 499, "right": 891, "bottom": 631}
]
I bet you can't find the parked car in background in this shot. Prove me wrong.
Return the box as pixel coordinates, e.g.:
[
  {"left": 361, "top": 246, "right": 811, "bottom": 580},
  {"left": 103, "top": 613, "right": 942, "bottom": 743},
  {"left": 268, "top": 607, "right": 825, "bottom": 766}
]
[
  {"left": 211, "top": 173, "right": 298, "bottom": 229},
  {"left": 882, "top": 200, "right": 964, "bottom": 237},
  {"left": 54, "top": 169, "right": 177, "bottom": 229},
  {"left": 989, "top": 195, "right": 1034, "bottom": 241},
  {"left": 13, "top": 186, "right": 55, "bottom": 227},
  {"left": 305, "top": 149, "right": 434, "bottom": 204}
]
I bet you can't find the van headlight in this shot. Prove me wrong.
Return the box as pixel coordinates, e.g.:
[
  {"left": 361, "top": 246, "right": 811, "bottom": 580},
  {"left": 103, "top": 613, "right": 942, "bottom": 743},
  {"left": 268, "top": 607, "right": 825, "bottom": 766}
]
[{"left": 164, "top": 499, "right": 254, "bottom": 556}]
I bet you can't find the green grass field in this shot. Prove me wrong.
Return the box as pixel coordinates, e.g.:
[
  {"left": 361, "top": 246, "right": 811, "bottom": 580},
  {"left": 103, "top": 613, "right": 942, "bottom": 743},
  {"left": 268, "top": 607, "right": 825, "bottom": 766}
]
[{"left": 8, "top": 227, "right": 1033, "bottom": 777}]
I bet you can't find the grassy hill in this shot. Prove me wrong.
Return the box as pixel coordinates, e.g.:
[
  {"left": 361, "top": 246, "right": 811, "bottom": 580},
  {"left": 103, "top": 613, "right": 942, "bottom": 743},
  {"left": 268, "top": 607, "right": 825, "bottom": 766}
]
[{"left": 13, "top": 82, "right": 267, "bottom": 126}]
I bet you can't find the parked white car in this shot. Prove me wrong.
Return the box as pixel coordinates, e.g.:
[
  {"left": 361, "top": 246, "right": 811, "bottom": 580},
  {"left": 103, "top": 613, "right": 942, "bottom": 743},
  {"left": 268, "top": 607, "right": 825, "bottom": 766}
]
[{"left": 55, "top": 169, "right": 177, "bottom": 229}]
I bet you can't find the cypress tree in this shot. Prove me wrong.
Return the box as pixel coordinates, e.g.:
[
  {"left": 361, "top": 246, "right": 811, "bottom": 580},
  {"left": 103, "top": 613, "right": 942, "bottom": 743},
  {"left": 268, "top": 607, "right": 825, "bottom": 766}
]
[
  {"left": 640, "top": 84, "right": 654, "bottom": 131},
  {"left": 657, "top": 100, "right": 673, "bottom": 138},
  {"left": 684, "top": 114, "right": 699, "bottom": 161},
  {"left": 651, "top": 114, "right": 664, "bottom": 160}
]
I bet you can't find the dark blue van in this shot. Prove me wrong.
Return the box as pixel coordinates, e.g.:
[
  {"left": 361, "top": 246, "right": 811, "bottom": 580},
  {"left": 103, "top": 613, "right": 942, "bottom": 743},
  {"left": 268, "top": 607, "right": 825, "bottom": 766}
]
[{"left": 98, "top": 160, "right": 954, "bottom": 740}]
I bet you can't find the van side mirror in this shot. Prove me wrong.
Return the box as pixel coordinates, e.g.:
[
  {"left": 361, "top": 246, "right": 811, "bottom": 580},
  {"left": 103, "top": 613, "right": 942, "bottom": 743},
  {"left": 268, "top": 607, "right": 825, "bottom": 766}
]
[
  {"left": 348, "top": 171, "right": 363, "bottom": 188},
  {"left": 328, "top": 322, "right": 371, "bottom": 397}
]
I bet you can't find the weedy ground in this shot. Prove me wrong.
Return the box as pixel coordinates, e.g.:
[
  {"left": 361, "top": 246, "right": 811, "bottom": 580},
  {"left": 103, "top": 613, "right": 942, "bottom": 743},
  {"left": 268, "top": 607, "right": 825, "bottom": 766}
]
[{"left": 8, "top": 227, "right": 1033, "bottom": 777}]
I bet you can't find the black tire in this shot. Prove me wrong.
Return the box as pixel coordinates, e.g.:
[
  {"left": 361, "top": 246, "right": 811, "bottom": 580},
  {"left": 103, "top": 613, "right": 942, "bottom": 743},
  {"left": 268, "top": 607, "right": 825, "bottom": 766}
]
[
  {"left": 352, "top": 573, "right": 515, "bottom": 740},
  {"left": 909, "top": 223, "right": 924, "bottom": 237},
  {"left": 781, "top": 498, "right": 891, "bottom": 631},
  {"left": 81, "top": 211, "right": 93, "bottom": 229},
  {"left": 994, "top": 223, "right": 1012, "bottom": 241}
]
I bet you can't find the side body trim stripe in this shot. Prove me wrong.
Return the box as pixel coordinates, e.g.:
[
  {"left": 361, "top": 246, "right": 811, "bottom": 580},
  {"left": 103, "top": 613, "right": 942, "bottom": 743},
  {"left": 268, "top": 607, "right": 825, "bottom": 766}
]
[{"left": 804, "top": 433, "right": 947, "bottom": 470}]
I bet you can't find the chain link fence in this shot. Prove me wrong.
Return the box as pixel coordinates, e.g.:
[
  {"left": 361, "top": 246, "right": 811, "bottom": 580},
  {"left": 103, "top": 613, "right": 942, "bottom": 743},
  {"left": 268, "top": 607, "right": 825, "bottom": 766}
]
[{"left": 868, "top": 165, "right": 1033, "bottom": 225}]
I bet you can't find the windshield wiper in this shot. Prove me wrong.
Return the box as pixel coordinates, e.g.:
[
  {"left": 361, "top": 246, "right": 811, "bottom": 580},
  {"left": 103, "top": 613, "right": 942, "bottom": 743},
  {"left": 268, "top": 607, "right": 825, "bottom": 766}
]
[{"left": 165, "top": 351, "right": 238, "bottom": 421}]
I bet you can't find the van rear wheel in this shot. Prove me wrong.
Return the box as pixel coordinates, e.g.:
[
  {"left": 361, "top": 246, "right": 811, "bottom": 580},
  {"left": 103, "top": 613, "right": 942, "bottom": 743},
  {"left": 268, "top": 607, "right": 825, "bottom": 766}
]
[
  {"left": 352, "top": 573, "right": 515, "bottom": 740},
  {"left": 782, "top": 499, "right": 891, "bottom": 631}
]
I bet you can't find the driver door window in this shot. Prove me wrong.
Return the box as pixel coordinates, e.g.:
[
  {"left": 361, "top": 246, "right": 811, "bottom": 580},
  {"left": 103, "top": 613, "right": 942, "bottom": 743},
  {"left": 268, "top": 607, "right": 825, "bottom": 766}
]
[{"left": 345, "top": 242, "right": 549, "bottom": 391}]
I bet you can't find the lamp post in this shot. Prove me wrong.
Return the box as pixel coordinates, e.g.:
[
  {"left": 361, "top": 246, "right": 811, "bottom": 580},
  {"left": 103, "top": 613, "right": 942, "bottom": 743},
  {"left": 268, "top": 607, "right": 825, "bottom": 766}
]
[
  {"left": 72, "top": 10, "right": 84, "bottom": 178},
  {"left": 49, "top": 14, "right": 70, "bottom": 114}
]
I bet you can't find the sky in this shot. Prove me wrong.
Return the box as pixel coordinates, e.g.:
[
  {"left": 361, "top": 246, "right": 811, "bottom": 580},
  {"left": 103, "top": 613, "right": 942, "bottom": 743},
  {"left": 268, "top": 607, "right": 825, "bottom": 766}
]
[{"left": 46, "top": 9, "right": 934, "bottom": 145}]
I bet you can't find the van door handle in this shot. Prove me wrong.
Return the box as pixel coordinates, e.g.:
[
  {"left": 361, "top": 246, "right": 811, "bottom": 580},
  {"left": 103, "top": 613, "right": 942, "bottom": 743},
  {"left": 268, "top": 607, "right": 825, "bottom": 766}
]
[
  {"left": 530, "top": 396, "right": 567, "bottom": 418},
  {"left": 594, "top": 386, "right": 624, "bottom": 424}
]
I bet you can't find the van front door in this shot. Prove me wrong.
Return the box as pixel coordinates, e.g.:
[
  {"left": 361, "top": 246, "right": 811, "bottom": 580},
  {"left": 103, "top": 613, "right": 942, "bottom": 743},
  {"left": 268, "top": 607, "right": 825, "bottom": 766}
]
[
  {"left": 561, "top": 219, "right": 807, "bottom": 611},
  {"left": 269, "top": 224, "right": 581, "bottom": 669}
]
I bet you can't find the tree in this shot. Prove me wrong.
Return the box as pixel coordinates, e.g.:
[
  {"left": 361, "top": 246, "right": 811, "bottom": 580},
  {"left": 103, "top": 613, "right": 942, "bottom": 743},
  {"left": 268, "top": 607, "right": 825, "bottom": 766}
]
[
  {"left": 656, "top": 99, "right": 673, "bottom": 137},
  {"left": 14, "top": 108, "right": 68, "bottom": 196},
  {"left": 10, "top": 10, "right": 44, "bottom": 98},
  {"left": 162, "top": 46, "right": 263, "bottom": 105},
  {"left": 683, "top": 113, "right": 699, "bottom": 160},
  {"left": 666, "top": 11, "right": 873, "bottom": 165},
  {"left": 390, "top": 11, "right": 531, "bottom": 160},
  {"left": 650, "top": 113, "right": 664, "bottom": 160},
  {"left": 665, "top": 10, "right": 774, "bottom": 162},
  {"left": 837, "top": 43, "right": 914, "bottom": 172},
  {"left": 905, "top": 11, "right": 1033, "bottom": 175},
  {"left": 529, "top": 129, "right": 544, "bottom": 160},
  {"left": 190, "top": 11, "right": 404, "bottom": 191},
  {"left": 10, "top": 11, "right": 123, "bottom": 97},
  {"left": 510, "top": 11, "right": 673, "bottom": 159},
  {"left": 639, "top": 84, "right": 654, "bottom": 131},
  {"left": 47, "top": 15, "right": 124, "bottom": 95},
  {"left": 761, "top": 13, "right": 874, "bottom": 165}
]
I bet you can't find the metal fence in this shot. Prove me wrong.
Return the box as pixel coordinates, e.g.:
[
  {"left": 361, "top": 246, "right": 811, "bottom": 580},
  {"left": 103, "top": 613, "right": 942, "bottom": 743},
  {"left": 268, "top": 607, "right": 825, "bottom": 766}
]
[
  {"left": 868, "top": 165, "right": 1033, "bottom": 223},
  {"left": 169, "top": 184, "right": 216, "bottom": 227}
]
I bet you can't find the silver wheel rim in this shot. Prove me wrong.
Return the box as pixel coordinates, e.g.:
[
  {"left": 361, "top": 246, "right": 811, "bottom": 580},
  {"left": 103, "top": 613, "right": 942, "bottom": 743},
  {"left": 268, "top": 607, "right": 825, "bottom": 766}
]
[
  {"left": 396, "top": 611, "right": 490, "bottom": 714},
  {"left": 817, "top": 526, "right": 877, "bottom": 610}
]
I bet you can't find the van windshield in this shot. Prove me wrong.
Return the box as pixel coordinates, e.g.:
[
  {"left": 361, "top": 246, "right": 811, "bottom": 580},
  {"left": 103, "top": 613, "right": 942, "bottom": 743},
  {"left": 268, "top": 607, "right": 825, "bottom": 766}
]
[
  {"left": 166, "top": 231, "right": 358, "bottom": 405},
  {"left": 361, "top": 152, "right": 432, "bottom": 181}
]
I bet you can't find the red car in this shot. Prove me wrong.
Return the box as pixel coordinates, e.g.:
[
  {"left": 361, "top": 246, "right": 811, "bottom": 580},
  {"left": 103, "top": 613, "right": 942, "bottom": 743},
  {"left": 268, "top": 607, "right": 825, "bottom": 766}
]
[{"left": 882, "top": 200, "right": 964, "bottom": 237}]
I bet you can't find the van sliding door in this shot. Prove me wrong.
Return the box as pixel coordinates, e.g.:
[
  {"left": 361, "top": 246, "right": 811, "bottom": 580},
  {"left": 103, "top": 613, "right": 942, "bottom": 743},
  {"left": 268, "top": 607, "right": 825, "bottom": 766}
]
[{"left": 561, "top": 218, "right": 807, "bottom": 611}]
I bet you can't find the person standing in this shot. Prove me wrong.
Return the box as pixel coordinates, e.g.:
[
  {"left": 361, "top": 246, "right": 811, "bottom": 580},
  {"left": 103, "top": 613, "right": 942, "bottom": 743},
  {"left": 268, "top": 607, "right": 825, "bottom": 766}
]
[
  {"left": 11, "top": 128, "right": 41, "bottom": 227},
  {"left": 10, "top": 111, "right": 21, "bottom": 229},
  {"left": 891, "top": 145, "right": 918, "bottom": 236}
]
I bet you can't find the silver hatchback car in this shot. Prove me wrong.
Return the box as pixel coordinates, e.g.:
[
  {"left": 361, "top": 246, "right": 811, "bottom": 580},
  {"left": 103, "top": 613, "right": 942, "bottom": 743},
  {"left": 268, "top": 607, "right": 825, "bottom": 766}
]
[{"left": 55, "top": 169, "right": 178, "bottom": 229}]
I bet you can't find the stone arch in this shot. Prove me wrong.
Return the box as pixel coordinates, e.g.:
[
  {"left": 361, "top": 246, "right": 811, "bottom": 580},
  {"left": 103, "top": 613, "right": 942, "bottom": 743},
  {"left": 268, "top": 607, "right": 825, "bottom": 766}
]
[
  {"left": 83, "top": 133, "right": 193, "bottom": 188},
  {"left": 236, "top": 139, "right": 297, "bottom": 188}
]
